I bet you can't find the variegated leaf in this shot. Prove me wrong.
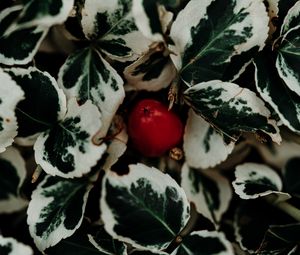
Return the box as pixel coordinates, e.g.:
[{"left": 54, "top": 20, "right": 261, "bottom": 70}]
[
  {"left": 88, "top": 225, "right": 127, "bottom": 255},
  {"left": 184, "top": 80, "right": 281, "bottom": 144},
  {"left": 169, "top": 0, "right": 269, "bottom": 84},
  {"left": 0, "top": 6, "right": 48, "bottom": 66},
  {"left": 280, "top": 1, "right": 300, "bottom": 35},
  {"left": 222, "top": 46, "right": 260, "bottom": 82},
  {"left": 0, "top": 147, "right": 28, "bottom": 213},
  {"left": 181, "top": 164, "right": 232, "bottom": 226},
  {"left": 233, "top": 163, "right": 290, "bottom": 201},
  {"left": 124, "top": 43, "right": 176, "bottom": 91},
  {"left": 101, "top": 163, "right": 190, "bottom": 251},
  {"left": 34, "top": 98, "right": 107, "bottom": 178},
  {"left": 27, "top": 175, "right": 93, "bottom": 251},
  {"left": 132, "top": 0, "right": 173, "bottom": 41},
  {"left": 81, "top": 0, "right": 151, "bottom": 61},
  {"left": 171, "top": 231, "right": 234, "bottom": 255},
  {"left": 7, "top": 67, "right": 66, "bottom": 145},
  {"left": 58, "top": 47, "right": 125, "bottom": 138},
  {"left": 0, "top": 236, "right": 33, "bottom": 255},
  {"left": 234, "top": 200, "right": 295, "bottom": 253},
  {"left": 10, "top": 0, "right": 74, "bottom": 30},
  {"left": 269, "top": 0, "right": 299, "bottom": 38},
  {"left": 183, "top": 109, "right": 235, "bottom": 169},
  {"left": 278, "top": 0, "right": 299, "bottom": 22},
  {"left": 0, "top": 69, "right": 24, "bottom": 152},
  {"left": 259, "top": 223, "right": 300, "bottom": 254},
  {"left": 254, "top": 50, "right": 300, "bottom": 133},
  {"left": 276, "top": 25, "right": 300, "bottom": 96}
]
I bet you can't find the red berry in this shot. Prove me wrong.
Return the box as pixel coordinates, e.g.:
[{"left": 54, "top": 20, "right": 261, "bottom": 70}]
[{"left": 128, "top": 99, "right": 184, "bottom": 157}]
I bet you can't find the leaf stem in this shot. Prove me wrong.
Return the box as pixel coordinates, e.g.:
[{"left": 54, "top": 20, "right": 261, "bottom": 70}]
[
  {"left": 178, "top": 203, "right": 198, "bottom": 237},
  {"left": 265, "top": 195, "right": 300, "bottom": 222},
  {"left": 275, "top": 201, "right": 300, "bottom": 222}
]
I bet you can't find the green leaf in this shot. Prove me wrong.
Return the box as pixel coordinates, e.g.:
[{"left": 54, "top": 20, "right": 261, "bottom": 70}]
[
  {"left": 183, "top": 109, "right": 235, "bottom": 169},
  {"left": 181, "top": 164, "right": 232, "bottom": 226},
  {"left": 169, "top": 0, "right": 268, "bottom": 84},
  {"left": 254, "top": 50, "right": 300, "bottom": 133},
  {"left": 7, "top": 67, "right": 66, "bottom": 145},
  {"left": 259, "top": 223, "right": 300, "bottom": 254},
  {"left": 0, "top": 6, "right": 48, "bottom": 65},
  {"left": 124, "top": 44, "right": 176, "bottom": 91},
  {"left": 27, "top": 175, "right": 93, "bottom": 251},
  {"left": 283, "top": 157, "right": 300, "bottom": 197},
  {"left": 0, "top": 147, "right": 28, "bottom": 213},
  {"left": 233, "top": 163, "right": 290, "bottom": 201},
  {"left": 0, "top": 69, "right": 24, "bottom": 152},
  {"left": 12, "top": 0, "right": 74, "bottom": 29},
  {"left": 132, "top": 0, "right": 173, "bottom": 41},
  {"left": 280, "top": 1, "right": 300, "bottom": 34},
  {"left": 276, "top": 26, "right": 300, "bottom": 96},
  {"left": 171, "top": 231, "right": 233, "bottom": 255},
  {"left": 34, "top": 98, "right": 107, "bottom": 178},
  {"left": 81, "top": 0, "right": 150, "bottom": 61},
  {"left": 58, "top": 47, "right": 125, "bottom": 137},
  {"left": 0, "top": 236, "right": 33, "bottom": 255},
  {"left": 184, "top": 80, "right": 281, "bottom": 144},
  {"left": 88, "top": 225, "right": 127, "bottom": 255},
  {"left": 101, "top": 163, "right": 190, "bottom": 251}
]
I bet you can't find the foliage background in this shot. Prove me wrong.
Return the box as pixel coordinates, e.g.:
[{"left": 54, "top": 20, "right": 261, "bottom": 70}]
[{"left": 0, "top": 0, "right": 300, "bottom": 254}]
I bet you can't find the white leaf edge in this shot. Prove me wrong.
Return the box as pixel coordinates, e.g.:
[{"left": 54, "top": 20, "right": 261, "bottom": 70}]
[
  {"left": 5, "top": 0, "right": 75, "bottom": 33},
  {"left": 181, "top": 164, "right": 232, "bottom": 226},
  {"left": 233, "top": 162, "right": 291, "bottom": 201},
  {"left": 276, "top": 26, "right": 300, "bottom": 97},
  {"left": 171, "top": 230, "right": 234, "bottom": 255},
  {"left": 169, "top": 0, "right": 269, "bottom": 70},
  {"left": 0, "top": 146, "right": 28, "bottom": 213},
  {"left": 87, "top": 234, "right": 128, "bottom": 255},
  {"left": 280, "top": 1, "right": 300, "bottom": 35},
  {"left": 183, "top": 109, "right": 235, "bottom": 169},
  {"left": 254, "top": 60, "right": 300, "bottom": 134},
  {"left": 58, "top": 48, "right": 125, "bottom": 139},
  {"left": 0, "top": 69, "right": 24, "bottom": 152},
  {"left": 185, "top": 80, "right": 282, "bottom": 144},
  {"left": 27, "top": 176, "right": 93, "bottom": 251},
  {"left": 8, "top": 66, "right": 67, "bottom": 122},
  {"left": 132, "top": 0, "right": 173, "bottom": 42},
  {"left": 0, "top": 235, "right": 33, "bottom": 255},
  {"left": 100, "top": 163, "right": 190, "bottom": 252},
  {"left": 123, "top": 44, "right": 177, "bottom": 92},
  {"left": 34, "top": 98, "right": 107, "bottom": 178},
  {"left": 0, "top": 6, "right": 48, "bottom": 66},
  {"left": 81, "top": 0, "right": 151, "bottom": 62}
]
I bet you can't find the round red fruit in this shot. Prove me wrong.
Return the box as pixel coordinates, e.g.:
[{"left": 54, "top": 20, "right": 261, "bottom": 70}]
[{"left": 128, "top": 99, "right": 184, "bottom": 157}]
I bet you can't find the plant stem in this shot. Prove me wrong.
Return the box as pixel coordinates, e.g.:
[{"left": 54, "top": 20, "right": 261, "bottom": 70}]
[
  {"left": 178, "top": 203, "right": 198, "bottom": 237},
  {"left": 265, "top": 195, "right": 300, "bottom": 222},
  {"left": 275, "top": 201, "right": 300, "bottom": 222}
]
